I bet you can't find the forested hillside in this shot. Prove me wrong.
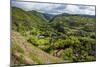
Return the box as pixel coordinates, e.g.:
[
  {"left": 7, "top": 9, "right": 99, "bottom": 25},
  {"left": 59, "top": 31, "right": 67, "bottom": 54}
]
[{"left": 11, "top": 7, "right": 96, "bottom": 66}]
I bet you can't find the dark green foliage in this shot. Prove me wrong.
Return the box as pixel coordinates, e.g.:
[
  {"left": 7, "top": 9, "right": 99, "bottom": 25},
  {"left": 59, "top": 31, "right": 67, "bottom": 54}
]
[{"left": 12, "top": 7, "right": 96, "bottom": 63}]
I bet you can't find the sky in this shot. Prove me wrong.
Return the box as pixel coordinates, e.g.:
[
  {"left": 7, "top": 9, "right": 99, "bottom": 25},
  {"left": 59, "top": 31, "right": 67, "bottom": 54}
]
[{"left": 12, "top": 1, "right": 95, "bottom": 15}]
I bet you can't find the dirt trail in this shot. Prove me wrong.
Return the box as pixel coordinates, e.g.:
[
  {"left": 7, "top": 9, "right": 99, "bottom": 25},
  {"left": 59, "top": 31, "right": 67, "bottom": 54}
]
[{"left": 11, "top": 31, "right": 65, "bottom": 66}]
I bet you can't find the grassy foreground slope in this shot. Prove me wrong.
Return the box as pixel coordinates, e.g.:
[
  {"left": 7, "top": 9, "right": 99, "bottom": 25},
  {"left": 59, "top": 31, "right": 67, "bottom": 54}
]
[{"left": 11, "top": 31, "right": 65, "bottom": 66}]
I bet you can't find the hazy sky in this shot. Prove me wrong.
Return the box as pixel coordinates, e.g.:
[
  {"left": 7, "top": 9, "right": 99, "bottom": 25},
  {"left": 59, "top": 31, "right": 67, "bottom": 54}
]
[{"left": 12, "top": 1, "right": 95, "bottom": 15}]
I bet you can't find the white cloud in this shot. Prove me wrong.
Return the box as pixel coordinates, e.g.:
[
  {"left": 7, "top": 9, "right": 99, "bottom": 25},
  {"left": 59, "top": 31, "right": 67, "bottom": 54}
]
[
  {"left": 12, "top": 1, "right": 95, "bottom": 15},
  {"left": 17, "top": 0, "right": 96, "bottom": 5},
  {"left": 62, "top": 5, "right": 95, "bottom": 15}
]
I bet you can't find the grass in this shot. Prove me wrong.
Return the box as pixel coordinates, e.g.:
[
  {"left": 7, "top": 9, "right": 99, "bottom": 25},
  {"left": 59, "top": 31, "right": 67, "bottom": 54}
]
[
  {"left": 12, "top": 40, "right": 24, "bottom": 54},
  {"left": 11, "top": 31, "right": 64, "bottom": 66},
  {"left": 18, "top": 55, "right": 25, "bottom": 64},
  {"left": 29, "top": 52, "right": 44, "bottom": 64}
]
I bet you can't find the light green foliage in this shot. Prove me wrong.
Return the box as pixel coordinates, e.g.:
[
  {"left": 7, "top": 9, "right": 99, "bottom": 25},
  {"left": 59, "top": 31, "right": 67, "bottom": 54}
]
[
  {"left": 65, "top": 36, "right": 80, "bottom": 47},
  {"left": 12, "top": 6, "right": 96, "bottom": 64},
  {"left": 53, "top": 36, "right": 80, "bottom": 49},
  {"left": 27, "top": 36, "right": 49, "bottom": 46},
  {"left": 54, "top": 39, "right": 67, "bottom": 48},
  {"left": 62, "top": 48, "right": 73, "bottom": 61}
]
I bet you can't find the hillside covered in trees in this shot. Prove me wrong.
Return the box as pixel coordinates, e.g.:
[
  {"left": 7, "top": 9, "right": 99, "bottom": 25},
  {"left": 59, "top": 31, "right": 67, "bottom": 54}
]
[{"left": 11, "top": 6, "right": 96, "bottom": 66}]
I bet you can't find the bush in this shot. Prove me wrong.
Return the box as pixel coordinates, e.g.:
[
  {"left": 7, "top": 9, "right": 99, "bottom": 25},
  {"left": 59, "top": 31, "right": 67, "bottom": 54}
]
[
  {"left": 27, "top": 36, "right": 38, "bottom": 46},
  {"left": 54, "top": 39, "right": 67, "bottom": 48},
  {"left": 62, "top": 48, "right": 73, "bottom": 61},
  {"left": 86, "top": 56, "right": 96, "bottom": 61},
  {"left": 65, "top": 36, "right": 80, "bottom": 47}
]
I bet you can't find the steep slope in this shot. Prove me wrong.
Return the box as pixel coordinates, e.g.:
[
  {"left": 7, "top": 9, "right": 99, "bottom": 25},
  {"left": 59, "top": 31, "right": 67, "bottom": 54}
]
[
  {"left": 12, "top": 7, "right": 48, "bottom": 33},
  {"left": 42, "top": 13, "right": 55, "bottom": 20},
  {"left": 28, "top": 10, "right": 48, "bottom": 22},
  {"left": 11, "top": 31, "right": 65, "bottom": 66}
]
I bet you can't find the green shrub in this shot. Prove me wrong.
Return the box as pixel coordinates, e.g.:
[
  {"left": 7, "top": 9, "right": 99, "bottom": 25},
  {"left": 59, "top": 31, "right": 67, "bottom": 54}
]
[
  {"left": 86, "top": 56, "right": 96, "bottom": 61},
  {"left": 18, "top": 55, "right": 25, "bottom": 64},
  {"left": 62, "top": 48, "right": 73, "bottom": 61}
]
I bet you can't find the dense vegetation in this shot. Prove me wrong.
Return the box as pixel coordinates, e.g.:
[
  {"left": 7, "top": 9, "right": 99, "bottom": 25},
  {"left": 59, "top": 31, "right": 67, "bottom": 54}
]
[{"left": 11, "top": 7, "right": 96, "bottom": 65}]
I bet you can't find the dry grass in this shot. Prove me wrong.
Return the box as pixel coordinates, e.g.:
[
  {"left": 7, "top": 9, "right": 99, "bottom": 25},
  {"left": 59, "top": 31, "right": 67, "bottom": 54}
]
[{"left": 11, "top": 31, "right": 65, "bottom": 66}]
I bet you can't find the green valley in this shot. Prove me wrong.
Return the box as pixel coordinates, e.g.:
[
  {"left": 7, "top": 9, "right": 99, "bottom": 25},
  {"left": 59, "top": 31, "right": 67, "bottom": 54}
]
[{"left": 11, "top": 6, "right": 96, "bottom": 66}]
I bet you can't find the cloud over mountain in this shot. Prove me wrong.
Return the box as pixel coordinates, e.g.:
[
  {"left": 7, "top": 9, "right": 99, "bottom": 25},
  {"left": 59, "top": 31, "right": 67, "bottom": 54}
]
[{"left": 12, "top": 1, "right": 95, "bottom": 15}]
